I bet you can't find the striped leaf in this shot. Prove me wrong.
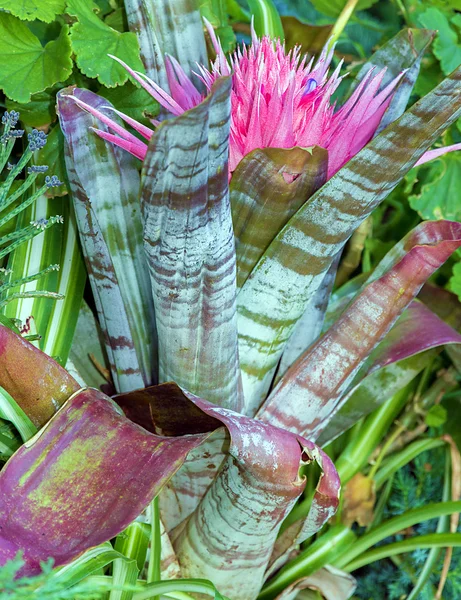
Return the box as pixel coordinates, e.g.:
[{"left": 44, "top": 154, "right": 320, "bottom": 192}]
[
  {"left": 237, "top": 65, "right": 461, "bottom": 410},
  {"left": 0, "top": 387, "right": 210, "bottom": 575},
  {"left": 117, "top": 383, "right": 340, "bottom": 600},
  {"left": 256, "top": 221, "right": 461, "bottom": 440},
  {"left": 58, "top": 88, "right": 156, "bottom": 393},
  {"left": 276, "top": 253, "right": 340, "bottom": 383},
  {"left": 141, "top": 77, "right": 242, "bottom": 411},
  {"left": 231, "top": 147, "right": 328, "bottom": 290},
  {"left": 353, "top": 28, "right": 435, "bottom": 131},
  {"left": 4, "top": 195, "right": 86, "bottom": 365},
  {"left": 0, "top": 324, "right": 79, "bottom": 427},
  {"left": 124, "top": 0, "right": 207, "bottom": 96},
  {"left": 318, "top": 300, "right": 461, "bottom": 445}
]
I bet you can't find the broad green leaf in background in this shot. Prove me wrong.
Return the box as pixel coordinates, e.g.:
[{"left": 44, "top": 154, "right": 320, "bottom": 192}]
[
  {"left": 418, "top": 8, "right": 461, "bottom": 75},
  {"left": 199, "top": 0, "right": 236, "bottom": 53},
  {"left": 67, "top": 0, "right": 144, "bottom": 87},
  {"left": 0, "top": 0, "right": 66, "bottom": 23},
  {"left": 309, "top": 0, "right": 379, "bottom": 19},
  {"left": 6, "top": 89, "right": 57, "bottom": 128},
  {"left": 100, "top": 82, "right": 159, "bottom": 127},
  {"left": 0, "top": 15, "right": 72, "bottom": 102},
  {"left": 409, "top": 154, "right": 461, "bottom": 220}
]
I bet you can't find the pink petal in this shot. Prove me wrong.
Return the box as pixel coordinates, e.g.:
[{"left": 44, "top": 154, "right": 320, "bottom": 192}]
[
  {"left": 415, "top": 143, "right": 461, "bottom": 167},
  {"left": 90, "top": 128, "right": 147, "bottom": 160}
]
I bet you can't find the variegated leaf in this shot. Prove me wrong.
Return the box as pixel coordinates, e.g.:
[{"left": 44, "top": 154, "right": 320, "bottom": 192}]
[
  {"left": 117, "top": 383, "right": 340, "bottom": 600},
  {"left": 353, "top": 28, "right": 435, "bottom": 131},
  {"left": 237, "top": 66, "right": 461, "bottom": 411},
  {"left": 141, "top": 77, "right": 242, "bottom": 411},
  {"left": 0, "top": 324, "right": 78, "bottom": 427},
  {"left": 58, "top": 88, "right": 156, "bottom": 393},
  {"left": 231, "top": 147, "right": 328, "bottom": 290},
  {"left": 276, "top": 253, "right": 341, "bottom": 382},
  {"left": 317, "top": 300, "right": 461, "bottom": 445},
  {"left": 124, "top": 0, "right": 207, "bottom": 97},
  {"left": 257, "top": 221, "right": 461, "bottom": 440},
  {"left": 0, "top": 387, "right": 210, "bottom": 575}
]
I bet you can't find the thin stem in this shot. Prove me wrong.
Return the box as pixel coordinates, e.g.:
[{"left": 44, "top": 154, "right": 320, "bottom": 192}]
[
  {"left": 406, "top": 450, "right": 451, "bottom": 600},
  {"left": 0, "top": 264, "right": 59, "bottom": 293},
  {"left": 335, "top": 386, "right": 411, "bottom": 484},
  {"left": 147, "top": 496, "right": 161, "bottom": 599},
  {"left": 343, "top": 533, "right": 461, "bottom": 572},
  {"left": 334, "top": 501, "right": 461, "bottom": 569},
  {"left": 368, "top": 424, "right": 405, "bottom": 479},
  {"left": 329, "top": 0, "right": 361, "bottom": 47},
  {"left": 374, "top": 438, "right": 445, "bottom": 489},
  {"left": 0, "top": 290, "right": 64, "bottom": 308}
]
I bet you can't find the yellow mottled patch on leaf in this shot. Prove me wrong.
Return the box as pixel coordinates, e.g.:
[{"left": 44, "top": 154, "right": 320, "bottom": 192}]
[{"left": 342, "top": 473, "right": 376, "bottom": 527}]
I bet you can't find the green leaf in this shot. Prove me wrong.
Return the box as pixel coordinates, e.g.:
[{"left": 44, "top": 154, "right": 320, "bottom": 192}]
[
  {"left": 0, "top": 0, "right": 66, "bottom": 22},
  {"left": 418, "top": 7, "right": 461, "bottom": 75},
  {"left": 246, "top": 0, "right": 284, "bottom": 39},
  {"left": 310, "top": 0, "right": 378, "bottom": 19},
  {"left": 67, "top": 0, "right": 144, "bottom": 87},
  {"left": 0, "top": 15, "right": 72, "bottom": 103},
  {"left": 409, "top": 153, "right": 461, "bottom": 220},
  {"left": 99, "top": 82, "right": 159, "bottom": 127},
  {"left": 199, "top": 0, "right": 236, "bottom": 53},
  {"left": 425, "top": 404, "right": 447, "bottom": 427},
  {"left": 6, "top": 90, "right": 57, "bottom": 127}
]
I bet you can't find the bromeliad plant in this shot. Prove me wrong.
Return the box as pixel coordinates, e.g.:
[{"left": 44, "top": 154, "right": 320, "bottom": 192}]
[{"left": 3, "top": 2, "right": 461, "bottom": 599}]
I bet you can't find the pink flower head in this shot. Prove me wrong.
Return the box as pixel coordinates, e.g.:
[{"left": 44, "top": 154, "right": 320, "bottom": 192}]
[{"left": 70, "top": 23, "right": 421, "bottom": 179}]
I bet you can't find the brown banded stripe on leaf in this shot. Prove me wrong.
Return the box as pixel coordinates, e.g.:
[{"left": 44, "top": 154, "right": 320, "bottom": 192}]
[
  {"left": 58, "top": 88, "right": 156, "bottom": 393},
  {"left": 352, "top": 28, "right": 435, "bottom": 131},
  {"left": 237, "top": 64, "right": 461, "bottom": 411},
  {"left": 276, "top": 252, "right": 341, "bottom": 383},
  {"left": 124, "top": 0, "right": 207, "bottom": 97},
  {"left": 317, "top": 300, "right": 461, "bottom": 445},
  {"left": 0, "top": 324, "right": 79, "bottom": 427},
  {"left": 231, "top": 146, "right": 328, "bottom": 290},
  {"left": 117, "top": 383, "right": 340, "bottom": 600},
  {"left": 257, "top": 220, "right": 461, "bottom": 440},
  {"left": 0, "top": 387, "right": 211, "bottom": 575},
  {"left": 141, "top": 77, "right": 243, "bottom": 411}
]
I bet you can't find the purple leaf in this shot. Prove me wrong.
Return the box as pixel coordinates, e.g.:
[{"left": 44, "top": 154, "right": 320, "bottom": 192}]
[{"left": 0, "top": 387, "right": 210, "bottom": 575}]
